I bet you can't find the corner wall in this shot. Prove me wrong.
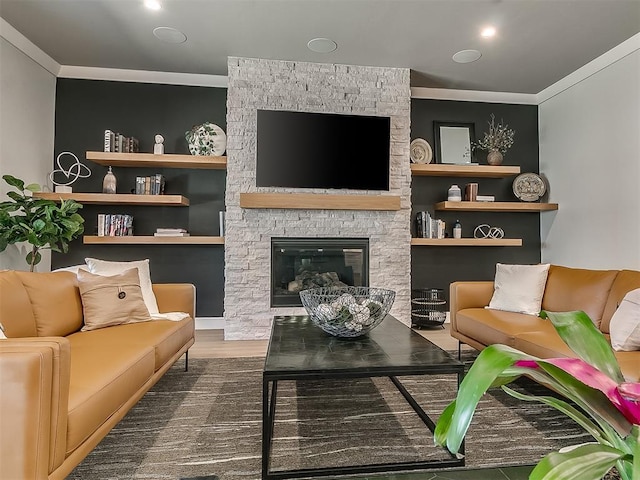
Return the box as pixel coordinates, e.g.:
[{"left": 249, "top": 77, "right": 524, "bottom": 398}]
[
  {"left": 0, "top": 38, "right": 56, "bottom": 271},
  {"left": 539, "top": 49, "right": 640, "bottom": 269},
  {"left": 224, "top": 57, "right": 412, "bottom": 340}
]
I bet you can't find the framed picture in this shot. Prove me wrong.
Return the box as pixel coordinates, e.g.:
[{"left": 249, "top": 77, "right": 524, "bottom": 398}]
[{"left": 433, "top": 122, "right": 475, "bottom": 164}]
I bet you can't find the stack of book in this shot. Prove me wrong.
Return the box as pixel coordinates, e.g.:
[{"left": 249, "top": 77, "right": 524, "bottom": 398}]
[
  {"left": 415, "top": 211, "right": 446, "bottom": 239},
  {"left": 135, "top": 174, "right": 165, "bottom": 195},
  {"left": 104, "top": 130, "right": 139, "bottom": 153},
  {"left": 154, "top": 228, "right": 189, "bottom": 237},
  {"left": 476, "top": 195, "right": 495, "bottom": 202},
  {"left": 97, "top": 214, "right": 133, "bottom": 237}
]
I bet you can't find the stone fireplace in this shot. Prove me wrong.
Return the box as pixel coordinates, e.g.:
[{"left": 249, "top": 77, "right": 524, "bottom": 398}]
[
  {"left": 224, "top": 57, "right": 412, "bottom": 340},
  {"left": 271, "top": 237, "right": 369, "bottom": 307}
]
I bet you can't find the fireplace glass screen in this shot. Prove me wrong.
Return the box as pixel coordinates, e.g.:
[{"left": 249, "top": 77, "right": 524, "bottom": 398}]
[{"left": 271, "top": 238, "right": 369, "bottom": 307}]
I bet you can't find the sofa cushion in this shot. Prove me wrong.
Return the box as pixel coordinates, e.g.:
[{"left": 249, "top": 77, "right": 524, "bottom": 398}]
[
  {"left": 488, "top": 263, "right": 550, "bottom": 315},
  {"left": 609, "top": 288, "right": 640, "bottom": 351},
  {"left": 541, "top": 265, "right": 618, "bottom": 329},
  {"left": 614, "top": 351, "right": 640, "bottom": 383},
  {"left": 14, "top": 271, "right": 83, "bottom": 337},
  {"left": 65, "top": 331, "right": 155, "bottom": 455},
  {"left": 456, "top": 308, "right": 549, "bottom": 347},
  {"left": 513, "top": 325, "right": 576, "bottom": 358},
  {"left": 514, "top": 329, "right": 639, "bottom": 383},
  {"left": 66, "top": 318, "right": 193, "bottom": 371},
  {"left": 85, "top": 258, "right": 159, "bottom": 314},
  {"left": 0, "top": 271, "right": 37, "bottom": 337},
  {"left": 77, "top": 268, "right": 151, "bottom": 331},
  {"left": 601, "top": 270, "right": 640, "bottom": 334}
]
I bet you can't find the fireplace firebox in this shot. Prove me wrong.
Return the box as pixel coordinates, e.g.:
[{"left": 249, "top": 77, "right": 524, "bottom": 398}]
[{"left": 271, "top": 238, "right": 369, "bottom": 307}]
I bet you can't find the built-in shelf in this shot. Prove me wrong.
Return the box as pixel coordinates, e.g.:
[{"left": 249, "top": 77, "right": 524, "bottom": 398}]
[
  {"left": 239, "top": 192, "right": 402, "bottom": 211},
  {"left": 83, "top": 236, "right": 224, "bottom": 245},
  {"left": 86, "top": 151, "right": 227, "bottom": 169},
  {"left": 411, "top": 238, "right": 523, "bottom": 247},
  {"left": 434, "top": 201, "right": 558, "bottom": 212},
  {"left": 410, "top": 164, "right": 520, "bottom": 178},
  {"left": 33, "top": 192, "right": 189, "bottom": 206}
]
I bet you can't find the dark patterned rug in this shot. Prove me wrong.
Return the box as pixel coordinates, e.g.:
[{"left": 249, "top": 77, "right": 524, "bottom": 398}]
[{"left": 68, "top": 355, "right": 590, "bottom": 479}]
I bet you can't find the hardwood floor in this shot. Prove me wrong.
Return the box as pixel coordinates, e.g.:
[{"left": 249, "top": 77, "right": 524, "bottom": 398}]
[{"left": 190, "top": 323, "right": 472, "bottom": 358}]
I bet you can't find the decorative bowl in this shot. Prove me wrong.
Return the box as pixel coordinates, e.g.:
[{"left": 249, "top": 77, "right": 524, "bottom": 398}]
[{"left": 299, "top": 286, "right": 396, "bottom": 338}]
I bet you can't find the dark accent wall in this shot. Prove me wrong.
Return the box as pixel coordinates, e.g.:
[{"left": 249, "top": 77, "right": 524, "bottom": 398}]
[
  {"left": 52, "top": 79, "right": 227, "bottom": 316},
  {"left": 411, "top": 99, "right": 540, "bottom": 301}
]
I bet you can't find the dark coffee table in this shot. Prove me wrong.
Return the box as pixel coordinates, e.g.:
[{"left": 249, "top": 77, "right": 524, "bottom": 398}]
[{"left": 262, "top": 314, "right": 465, "bottom": 480}]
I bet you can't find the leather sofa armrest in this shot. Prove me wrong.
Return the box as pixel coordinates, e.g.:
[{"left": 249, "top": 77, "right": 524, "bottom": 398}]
[
  {"left": 449, "top": 281, "right": 495, "bottom": 333},
  {"left": 0, "top": 337, "right": 71, "bottom": 479},
  {"left": 152, "top": 283, "right": 196, "bottom": 318}
]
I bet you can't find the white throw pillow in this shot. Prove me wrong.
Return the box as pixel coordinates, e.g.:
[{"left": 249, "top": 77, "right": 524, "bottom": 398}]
[
  {"left": 487, "top": 263, "right": 551, "bottom": 316},
  {"left": 85, "top": 258, "right": 159, "bottom": 314},
  {"left": 52, "top": 264, "right": 88, "bottom": 274},
  {"left": 610, "top": 288, "right": 640, "bottom": 351}
]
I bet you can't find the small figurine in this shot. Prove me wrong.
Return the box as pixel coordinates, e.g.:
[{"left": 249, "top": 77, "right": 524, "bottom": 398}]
[{"left": 154, "top": 134, "right": 165, "bottom": 155}]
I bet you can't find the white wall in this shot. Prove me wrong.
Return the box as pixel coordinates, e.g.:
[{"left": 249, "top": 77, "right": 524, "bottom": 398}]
[
  {"left": 539, "top": 49, "right": 640, "bottom": 270},
  {"left": 0, "top": 37, "right": 56, "bottom": 271}
]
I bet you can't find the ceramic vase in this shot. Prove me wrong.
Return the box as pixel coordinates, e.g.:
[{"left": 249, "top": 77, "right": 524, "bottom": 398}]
[{"left": 486, "top": 149, "right": 504, "bottom": 166}]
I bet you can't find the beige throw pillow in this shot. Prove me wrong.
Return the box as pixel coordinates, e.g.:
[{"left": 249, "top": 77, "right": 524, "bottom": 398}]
[
  {"left": 610, "top": 288, "right": 640, "bottom": 351},
  {"left": 85, "top": 258, "right": 159, "bottom": 314},
  {"left": 78, "top": 268, "right": 151, "bottom": 331},
  {"left": 487, "top": 263, "right": 551, "bottom": 316}
]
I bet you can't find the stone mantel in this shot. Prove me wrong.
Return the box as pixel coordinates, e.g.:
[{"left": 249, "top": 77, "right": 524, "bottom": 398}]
[{"left": 239, "top": 192, "right": 402, "bottom": 211}]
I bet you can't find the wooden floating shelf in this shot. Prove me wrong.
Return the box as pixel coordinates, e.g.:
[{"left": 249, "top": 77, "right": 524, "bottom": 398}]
[
  {"left": 239, "top": 192, "right": 402, "bottom": 211},
  {"left": 83, "top": 236, "right": 224, "bottom": 245},
  {"left": 411, "top": 238, "right": 523, "bottom": 247},
  {"left": 34, "top": 192, "right": 189, "bottom": 206},
  {"left": 86, "top": 151, "right": 227, "bottom": 169},
  {"left": 411, "top": 164, "right": 520, "bottom": 178},
  {"left": 434, "top": 201, "right": 558, "bottom": 212}
]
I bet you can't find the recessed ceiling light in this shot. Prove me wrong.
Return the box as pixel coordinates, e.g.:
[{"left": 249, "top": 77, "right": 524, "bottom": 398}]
[
  {"left": 307, "top": 38, "right": 337, "bottom": 53},
  {"left": 153, "top": 27, "right": 187, "bottom": 44},
  {"left": 481, "top": 26, "right": 497, "bottom": 38},
  {"left": 452, "top": 49, "right": 482, "bottom": 64},
  {"left": 144, "top": 0, "right": 161, "bottom": 10}
]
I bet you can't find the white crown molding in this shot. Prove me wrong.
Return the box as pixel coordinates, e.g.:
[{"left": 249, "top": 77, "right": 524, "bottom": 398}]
[
  {"left": 537, "top": 32, "right": 640, "bottom": 104},
  {"left": 0, "top": 17, "right": 60, "bottom": 76},
  {"left": 58, "top": 65, "right": 228, "bottom": 88},
  {"left": 411, "top": 87, "right": 537, "bottom": 105}
]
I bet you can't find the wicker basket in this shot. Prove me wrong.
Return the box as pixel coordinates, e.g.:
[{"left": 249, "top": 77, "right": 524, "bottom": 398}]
[{"left": 299, "top": 286, "right": 396, "bottom": 338}]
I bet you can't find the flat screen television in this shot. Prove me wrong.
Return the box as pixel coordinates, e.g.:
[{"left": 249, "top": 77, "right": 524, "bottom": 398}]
[{"left": 256, "top": 110, "right": 390, "bottom": 190}]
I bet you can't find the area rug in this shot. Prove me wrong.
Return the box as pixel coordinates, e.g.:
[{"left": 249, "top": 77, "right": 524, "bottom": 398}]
[{"left": 68, "top": 355, "right": 590, "bottom": 480}]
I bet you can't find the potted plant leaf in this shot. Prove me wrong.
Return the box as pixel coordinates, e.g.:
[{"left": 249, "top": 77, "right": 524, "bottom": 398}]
[
  {"left": 472, "top": 113, "right": 515, "bottom": 166},
  {"left": 435, "top": 311, "right": 639, "bottom": 480},
  {"left": 0, "top": 174, "right": 84, "bottom": 271}
]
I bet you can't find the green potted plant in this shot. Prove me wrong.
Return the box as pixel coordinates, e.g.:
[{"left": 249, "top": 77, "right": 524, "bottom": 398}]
[
  {"left": 435, "top": 311, "right": 639, "bottom": 480},
  {"left": 0, "top": 174, "right": 84, "bottom": 271}
]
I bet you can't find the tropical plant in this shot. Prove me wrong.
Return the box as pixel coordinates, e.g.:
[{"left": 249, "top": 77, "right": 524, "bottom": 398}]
[
  {"left": 472, "top": 113, "right": 515, "bottom": 154},
  {"left": 435, "top": 310, "right": 640, "bottom": 480},
  {"left": 0, "top": 174, "right": 84, "bottom": 271}
]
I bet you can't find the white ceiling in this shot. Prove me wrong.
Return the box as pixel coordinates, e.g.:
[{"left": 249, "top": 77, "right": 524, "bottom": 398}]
[{"left": 1, "top": 0, "right": 639, "bottom": 94}]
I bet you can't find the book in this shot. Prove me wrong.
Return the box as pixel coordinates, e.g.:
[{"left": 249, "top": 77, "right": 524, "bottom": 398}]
[
  {"left": 97, "top": 214, "right": 105, "bottom": 236},
  {"left": 476, "top": 195, "right": 495, "bottom": 202},
  {"left": 104, "top": 130, "right": 115, "bottom": 152},
  {"left": 156, "top": 228, "right": 187, "bottom": 233},
  {"left": 153, "top": 232, "right": 190, "bottom": 237}
]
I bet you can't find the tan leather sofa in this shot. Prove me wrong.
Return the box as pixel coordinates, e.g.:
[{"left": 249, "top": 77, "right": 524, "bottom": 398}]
[
  {"left": 0, "top": 270, "right": 196, "bottom": 480},
  {"left": 450, "top": 265, "right": 640, "bottom": 382}
]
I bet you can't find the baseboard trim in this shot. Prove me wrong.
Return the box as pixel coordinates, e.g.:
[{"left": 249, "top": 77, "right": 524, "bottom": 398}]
[{"left": 195, "top": 317, "right": 225, "bottom": 330}]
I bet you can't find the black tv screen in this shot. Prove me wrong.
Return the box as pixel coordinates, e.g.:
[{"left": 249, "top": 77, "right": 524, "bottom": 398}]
[{"left": 256, "top": 110, "right": 390, "bottom": 190}]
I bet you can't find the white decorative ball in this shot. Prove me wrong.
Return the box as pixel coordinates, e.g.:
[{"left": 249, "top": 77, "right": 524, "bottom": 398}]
[
  {"left": 315, "top": 303, "right": 336, "bottom": 321},
  {"left": 348, "top": 304, "right": 371, "bottom": 324}
]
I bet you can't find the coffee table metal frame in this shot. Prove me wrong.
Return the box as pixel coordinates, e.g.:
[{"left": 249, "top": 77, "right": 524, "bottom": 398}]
[{"left": 262, "top": 315, "right": 465, "bottom": 480}]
